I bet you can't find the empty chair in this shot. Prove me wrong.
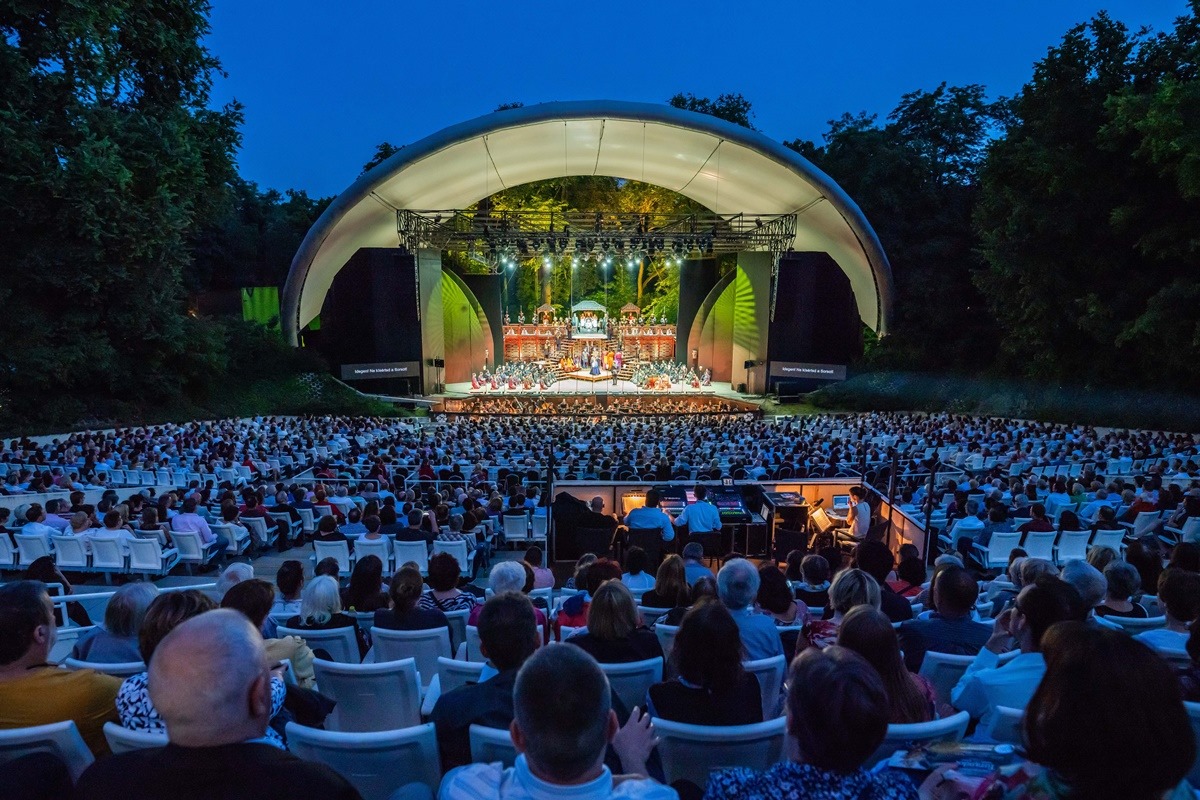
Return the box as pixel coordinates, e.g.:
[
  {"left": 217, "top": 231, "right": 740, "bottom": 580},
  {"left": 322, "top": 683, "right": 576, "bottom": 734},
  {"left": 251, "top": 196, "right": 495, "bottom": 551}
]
[
  {"left": 469, "top": 724, "right": 518, "bottom": 768},
  {"left": 918, "top": 651, "right": 978, "bottom": 709},
  {"left": 865, "top": 709, "right": 971, "bottom": 767},
  {"left": 982, "top": 705, "right": 1024, "bottom": 745},
  {"left": 61, "top": 658, "right": 145, "bottom": 678},
  {"left": 1122, "top": 510, "right": 1163, "bottom": 538},
  {"left": 1091, "top": 529, "right": 1126, "bottom": 553},
  {"left": 128, "top": 537, "right": 179, "bottom": 579},
  {"left": 598, "top": 657, "right": 663, "bottom": 712},
  {"left": 353, "top": 538, "right": 391, "bottom": 575},
  {"left": 0, "top": 720, "right": 95, "bottom": 783},
  {"left": 370, "top": 627, "right": 451, "bottom": 688},
  {"left": 210, "top": 522, "right": 250, "bottom": 557},
  {"left": 171, "top": 530, "right": 219, "bottom": 574},
  {"left": 51, "top": 535, "right": 90, "bottom": 571},
  {"left": 1022, "top": 531, "right": 1056, "bottom": 563},
  {"left": 461, "top": 625, "right": 484, "bottom": 663},
  {"left": 285, "top": 721, "right": 441, "bottom": 800},
  {"left": 312, "top": 657, "right": 421, "bottom": 732},
  {"left": 437, "top": 656, "right": 485, "bottom": 695},
  {"left": 502, "top": 514, "right": 529, "bottom": 544},
  {"left": 393, "top": 541, "right": 429, "bottom": 575},
  {"left": 102, "top": 722, "right": 167, "bottom": 754},
  {"left": 431, "top": 540, "right": 470, "bottom": 578},
  {"left": 313, "top": 540, "right": 353, "bottom": 575},
  {"left": 654, "top": 717, "right": 788, "bottom": 788},
  {"left": 529, "top": 515, "right": 548, "bottom": 546},
  {"left": 89, "top": 537, "right": 128, "bottom": 584},
  {"left": 743, "top": 655, "right": 786, "bottom": 719},
  {"left": 14, "top": 533, "right": 51, "bottom": 567},
  {"left": 1054, "top": 530, "right": 1091, "bottom": 565},
  {"left": 277, "top": 624, "right": 359, "bottom": 664},
  {"left": 297, "top": 507, "right": 316, "bottom": 534},
  {"left": 972, "top": 531, "right": 1023, "bottom": 569},
  {"left": 241, "top": 516, "right": 274, "bottom": 550},
  {"left": 0, "top": 535, "right": 17, "bottom": 570},
  {"left": 443, "top": 609, "right": 470, "bottom": 654}
]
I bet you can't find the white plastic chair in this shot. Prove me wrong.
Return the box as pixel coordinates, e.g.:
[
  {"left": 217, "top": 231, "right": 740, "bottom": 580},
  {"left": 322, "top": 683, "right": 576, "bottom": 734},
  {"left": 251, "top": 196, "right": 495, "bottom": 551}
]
[
  {"left": 89, "top": 536, "right": 128, "bottom": 584},
  {"left": 354, "top": 538, "right": 392, "bottom": 576},
  {"left": 462, "top": 625, "right": 484, "bottom": 662},
  {"left": 0, "top": 535, "right": 16, "bottom": 570},
  {"left": 14, "top": 533, "right": 51, "bottom": 566},
  {"left": 61, "top": 657, "right": 145, "bottom": 677},
  {"left": 469, "top": 724, "right": 517, "bottom": 767},
  {"left": 972, "top": 531, "right": 1023, "bottom": 569},
  {"left": 313, "top": 540, "right": 353, "bottom": 575},
  {"left": 743, "top": 655, "right": 786, "bottom": 719},
  {"left": 297, "top": 507, "right": 316, "bottom": 534},
  {"left": 437, "top": 657, "right": 485, "bottom": 695},
  {"left": 128, "top": 538, "right": 179, "bottom": 579},
  {"left": 285, "top": 721, "right": 441, "bottom": 800},
  {"left": 171, "top": 530, "right": 218, "bottom": 574},
  {"left": 0, "top": 720, "right": 95, "bottom": 783},
  {"left": 654, "top": 716, "right": 788, "bottom": 787},
  {"left": 393, "top": 541, "right": 429, "bottom": 575},
  {"left": 1091, "top": 528, "right": 1126, "bottom": 553},
  {"left": 598, "top": 657, "right": 663, "bottom": 712},
  {"left": 51, "top": 535, "right": 90, "bottom": 571},
  {"left": 242, "top": 516, "right": 274, "bottom": 550},
  {"left": 210, "top": 522, "right": 249, "bottom": 557},
  {"left": 1121, "top": 510, "right": 1163, "bottom": 538},
  {"left": 865, "top": 709, "right": 971, "bottom": 767},
  {"left": 918, "top": 651, "right": 978, "bottom": 708},
  {"left": 654, "top": 623, "right": 680, "bottom": 657},
  {"left": 981, "top": 705, "right": 1024, "bottom": 745},
  {"left": 277, "top": 624, "right": 359, "bottom": 664},
  {"left": 312, "top": 657, "right": 421, "bottom": 732},
  {"left": 1102, "top": 614, "right": 1167, "bottom": 633},
  {"left": 432, "top": 539, "right": 470, "bottom": 577},
  {"left": 530, "top": 515, "right": 548, "bottom": 545},
  {"left": 1184, "top": 701, "right": 1200, "bottom": 786},
  {"left": 559, "top": 625, "right": 586, "bottom": 641},
  {"left": 102, "top": 721, "right": 167, "bottom": 754},
  {"left": 443, "top": 609, "right": 470, "bottom": 654},
  {"left": 1054, "top": 530, "right": 1091, "bottom": 564},
  {"left": 502, "top": 514, "right": 529, "bottom": 543},
  {"left": 370, "top": 627, "right": 451, "bottom": 687},
  {"left": 1022, "top": 531, "right": 1056, "bottom": 563},
  {"left": 637, "top": 605, "right": 672, "bottom": 626}
]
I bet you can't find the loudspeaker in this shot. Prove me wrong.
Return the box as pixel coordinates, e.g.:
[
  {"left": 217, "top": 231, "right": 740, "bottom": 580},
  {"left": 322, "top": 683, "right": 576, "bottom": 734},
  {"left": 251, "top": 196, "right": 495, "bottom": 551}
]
[
  {"left": 433, "top": 358, "right": 445, "bottom": 368},
  {"left": 744, "top": 360, "right": 755, "bottom": 369}
]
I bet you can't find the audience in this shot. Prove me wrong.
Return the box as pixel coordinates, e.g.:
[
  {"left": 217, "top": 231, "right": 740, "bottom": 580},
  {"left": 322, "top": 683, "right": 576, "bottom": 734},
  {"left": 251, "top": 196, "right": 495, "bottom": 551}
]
[
  {"left": 717, "top": 559, "right": 783, "bottom": 660},
  {"left": 754, "top": 564, "right": 806, "bottom": 627},
  {"left": 271, "top": 560, "right": 304, "bottom": 616},
  {"left": 681, "top": 541, "right": 714, "bottom": 585},
  {"left": 285, "top": 575, "right": 368, "bottom": 659},
  {"left": 792, "top": 554, "right": 831, "bottom": 608},
  {"left": 221, "top": 579, "right": 316, "bottom": 689},
  {"left": 1095, "top": 560, "right": 1148, "bottom": 618},
  {"left": 837, "top": 606, "right": 934, "bottom": 724},
  {"left": 897, "top": 564, "right": 991, "bottom": 672},
  {"left": 525, "top": 545, "right": 554, "bottom": 589},
  {"left": 341, "top": 555, "right": 390, "bottom": 613},
  {"left": 76, "top": 610, "right": 359, "bottom": 799},
  {"left": 1136, "top": 568, "right": 1200, "bottom": 651},
  {"left": 639, "top": 554, "right": 691, "bottom": 611},
  {"left": 647, "top": 600, "right": 763, "bottom": 725},
  {"left": 704, "top": 647, "right": 917, "bottom": 799},
  {"left": 69, "top": 581, "right": 158, "bottom": 663},
  {"left": 375, "top": 564, "right": 450, "bottom": 633},
  {"left": 564, "top": 580, "right": 662, "bottom": 663},
  {"left": 800, "top": 567, "right": 880, "bottom": 652},
  {"left": 557, "top": 558, "right": 622, "bottom": 633},
  {"left": 420, "top": 552, "right": 478, "bottom": 613},
  {"left": 621, "top": 546, "right": 655, "bottom": 591},
  {"left": 0, "top": 580, "right": 121, "bottom": 756},
  {"left": 438, "top": 644, "right": 671, "bottom": 799},
  {"left": 1059, "top": 559, "right": 1107, "bottom": 618},
  {"left": 852, "top": 540, "right": 914, "bottom": 623}
]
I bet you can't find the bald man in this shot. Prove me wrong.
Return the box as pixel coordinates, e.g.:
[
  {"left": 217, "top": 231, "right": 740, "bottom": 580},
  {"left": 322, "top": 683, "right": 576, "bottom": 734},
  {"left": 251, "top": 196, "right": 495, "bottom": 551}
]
[{"left": 76, "top": 609, "right": 360, "bottom": 800}]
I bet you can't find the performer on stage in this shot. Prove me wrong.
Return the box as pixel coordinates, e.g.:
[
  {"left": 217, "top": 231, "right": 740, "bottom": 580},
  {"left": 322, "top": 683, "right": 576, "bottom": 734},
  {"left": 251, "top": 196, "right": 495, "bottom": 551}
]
[
  {"left": 701, "top": 368, "right": 711, "bottom": 386},
  {"left": 471, "top": 373, "right": 481, "bottom": 390},
  {"left": 590, "top": 352, "right": 600, "bottom": 376}
]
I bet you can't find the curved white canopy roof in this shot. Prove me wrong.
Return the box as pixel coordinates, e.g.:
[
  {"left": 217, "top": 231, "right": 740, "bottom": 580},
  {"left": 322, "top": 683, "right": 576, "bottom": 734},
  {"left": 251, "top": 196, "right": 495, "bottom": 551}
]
[{"left": 282, "top": 101, "right": 894, "bottom": 343}]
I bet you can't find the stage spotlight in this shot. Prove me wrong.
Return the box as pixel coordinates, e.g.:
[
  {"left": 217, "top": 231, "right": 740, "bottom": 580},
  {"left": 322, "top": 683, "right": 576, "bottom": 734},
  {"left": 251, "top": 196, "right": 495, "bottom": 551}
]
[
  {"left": 543, "top": 255, "right": 551, "bottom": 268},
  {"left": 571, "top": 256, "right": 579, "bottom": 269}
]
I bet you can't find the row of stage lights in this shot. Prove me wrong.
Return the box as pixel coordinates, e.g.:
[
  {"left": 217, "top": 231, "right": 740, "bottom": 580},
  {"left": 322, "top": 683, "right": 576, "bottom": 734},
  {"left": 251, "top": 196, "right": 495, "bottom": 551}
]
[{"left": 494, "top": 250, "right": 688, "bottom": 271}]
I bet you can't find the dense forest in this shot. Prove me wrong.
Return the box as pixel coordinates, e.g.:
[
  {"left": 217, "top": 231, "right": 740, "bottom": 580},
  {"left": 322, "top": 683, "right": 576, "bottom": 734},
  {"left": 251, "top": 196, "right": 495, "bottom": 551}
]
[{"left": 2, "top": 1, "right": 1199, "bottom": 430}]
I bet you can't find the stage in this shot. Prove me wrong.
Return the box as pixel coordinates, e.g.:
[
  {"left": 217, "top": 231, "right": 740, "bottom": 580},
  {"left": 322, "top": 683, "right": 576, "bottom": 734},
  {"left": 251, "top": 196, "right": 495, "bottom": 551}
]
[{"left": 444, "top": 379, "right": 737, "bottom": 397}]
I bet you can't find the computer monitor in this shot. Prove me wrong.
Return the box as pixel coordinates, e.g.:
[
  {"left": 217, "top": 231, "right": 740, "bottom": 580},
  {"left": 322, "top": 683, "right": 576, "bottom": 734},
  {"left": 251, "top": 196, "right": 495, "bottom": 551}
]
[{"left": 832, "top": 494, "right": 850, "bottom": 509}]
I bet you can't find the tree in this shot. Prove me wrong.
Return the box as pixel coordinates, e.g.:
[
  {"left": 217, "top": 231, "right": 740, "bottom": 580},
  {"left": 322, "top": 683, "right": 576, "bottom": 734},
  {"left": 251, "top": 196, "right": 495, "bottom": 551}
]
[
  {"left": 668, "top": 92, "right": 756, "bottom": 129},
  {"left": 361, "top": 141, "right": 401, "bottom": 174},
  {"left": 0, "top": 0, "right": 242, "bottom": 425}
]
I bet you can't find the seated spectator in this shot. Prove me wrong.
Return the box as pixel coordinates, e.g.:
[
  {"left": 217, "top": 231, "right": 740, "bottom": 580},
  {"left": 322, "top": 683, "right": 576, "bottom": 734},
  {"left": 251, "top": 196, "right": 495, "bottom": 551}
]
[
  {"left": 854, "top": 540, "right": 914, "bottom": 623},
  {"left": 171, "top": 497, "right": 226, "bottom": 554},
  {"left": 469, "top": 561, "right": 547, "bottom": 629},
  {"left": 374, "top": 564, "right": 450, "bottom": 633},
  {"left": 1091, "top": 561, "right": 1146, "bottom": 620},
  {"left": 313, "top": 556, "right": 340, "bottom": 582},
  {"left": 0, "top": 581, "right": 121, "bottom": 757},
  {"left": 792, "top": 554, "right": 831, "bottom": 608},
  {"left": 838, "top": 606, "right": 934, "bottom": 724},
  {"left": 439, "top": 644, "right": 669, "bottom": 799},
  {"left": 1179, "top": 617, "right": 1200, "bottom": 702},
  {"left": 1136, "top": 568, "right": 1200, "bottom": 651},
  {"left": 704, "top": 647, "right": 917, "bottom": 800},
  {"left": 639, "top": 554, "right": 691, "bottom": 611},
  {"left": 557, "top": 558, "right": 622, "bottom": 634},
  {"left": 1059, "top": 559, "right": 1107, "bottom": 618},
  {"left": 70, "top": 581, "right": 158, "bottom": 663},
  {"left": 621, "top": 546, "right": 655, "bottom": 591},
  {"left": 92, "top": 509, "right": 138, "bottom": 556},
  {"left": 564, "top": 553, "right": 597, "bottom": 590},
  {"left": 22, "top": 556, "right": 91, "bottom": 627},
  {"left": 341, "top": 555, "right": 390, "bottom": 613},
  {"left": 887, "top": 547, "right": 926, "bottom": 598},
  {"left": 663, "top": 574, "right": 716, "bottom": 626},
  {"left": 800, "top": 568, "right": 880, "bottom": 652},
  {"left": 221, "top": 579, "right": 315, "bottom": 689},
  {"left": 270, "top": 560, "right": 303, "bottom": 617},
  {"left": 220, "top": 505, "right": 257, "bottom": 551},
  {"left": 564, "top": 581, "right": 662, "bottom": 663},
  {"left": 526, "top": 545, "right": 554, "bottom": 589},
  {"left": 419, "top": 552, "right": 478, "bottom": 613},
  {"left": 898, "top": 564, "right": 991, "bottom": 672},
  {"left": 76, "top": 610, "right": 358, "bottom": 800},
  {"left": 1085, "top": 544, "right": 1119, "bottom": 574},
  {"left": 431, "top": 593, "right": 542, "bottom": 771},
  {"left": 338, "top": 507, "right": 367, "bottom": 537},
  {"left": 311, "top": 515, "right": 351, "bottom": 553},
  {"left": 1056, "top": 509, "right": 1084, "bottom": 533},
  {"left": 925, "top": 622, "right": 1194, "bottom": 800},
  {"left": 718, "top": 558, "right": 783, "bottom": 660},
  {"left": 755, "top": 564, "right": 808, "bottom": 626},
  {"left": 1169, "top": 541, "right": 1200, "bottom": 573},
  {"left": 285, "top": 575, "right": 368, "bottom": 660},
  {"left": 1017, "top": 503, "right": 1054, "bottom": 536},
  {"left": 647, "top": 600, "right": 763, "bottom": 726},
  {"left": 213, "top": 562, "right": 254, "bottom": 602},
  {"left": 681, "top": 541, "right": 715, "bottom": 585},
  {"left": 951, "top": 576, "right": 1085, "bottom": 730}
]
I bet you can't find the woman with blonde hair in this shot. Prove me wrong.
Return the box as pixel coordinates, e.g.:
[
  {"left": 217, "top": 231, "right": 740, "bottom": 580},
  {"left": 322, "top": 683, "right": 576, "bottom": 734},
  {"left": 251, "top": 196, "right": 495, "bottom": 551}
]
[
  {"left": 798, "top": 568, "right": 880, "bottom": 652},
  {"left": 640, "top": 553, "right": 690, "bottom": 610},
  {"left": 563, "top": 580, "right": 662, "bottom": 663}
]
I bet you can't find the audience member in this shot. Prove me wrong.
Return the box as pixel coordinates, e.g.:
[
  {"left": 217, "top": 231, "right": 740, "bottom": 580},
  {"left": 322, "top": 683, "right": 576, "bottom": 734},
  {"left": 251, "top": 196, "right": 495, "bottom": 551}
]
[
  {"left": 897, "top": 564, "right": 991, "bottom": 672},
  {"left": 1059, "top": 560, "right": 1107, "bottom": 617},
  {"left": 853, "top": 540, "right": 914, "bottom": 623},
  {"left": 704, "top": 647, "right": 917, "bottom": 799},
  {"left": 341, "top": 555, "right": 390, "bottom": 613},
  {"left": 717, "top": 558, "right": 783, "bottom": 660},
  {"left": 1094, "top": 560, "right": 1148, "bottom": 618},
  {"left": 681, "top": 541, "right": 714, "bottom": 585},
  {"left": 557, "top": 558, "right": 622, "bottom": 633},
  {"left": 639, "top": 554, "right": 690, "bottom": 611},
  {"left": 837, "top": 606, "right": 933, "bottom": 723},
  {"left": 285, "top": 575, "right": 368, "bottom": 659},
  {"left": 564, "top": 581, "right": 662, "bottom": 663},
  {"left": 271, "top": 560, "right": 304, "bottom": 616},
  {"left": 792, "top": 554, "right": 831, "bottom": 608},
  {"left": 76, "top": 610, "right": 359, "bottom": 799},
  {"left": 69, "top": 581, "right": 158, "bottom": 663},
  {"left": 0, "top": 581, "right": 121, "bottom": 756},
  {"left": 222, "top": 579, "right": 316, "bottom": 689},
  {"left": 754, "top": 564, "right": 807, "bottom": 626},
  {"left": 525, "top": 545, "right": 554, "bottom": 589},
  {"left": 419, "top": 552, "right": 478, "bottom": 613},
  {"left": 621, "top": 547, "right": 655, "bottom": 591},
  {"left": 1136, "top": 568, "right": 1200, "bottom": 651},
  {"left": 647, "top": 600, "right": 763, "bottom": 725},
  {"left": 375, "top": 564, "right": 450, "bottom": 633},
  {"left": 800, "top": 568, "right": 880, "bottom": 652}
]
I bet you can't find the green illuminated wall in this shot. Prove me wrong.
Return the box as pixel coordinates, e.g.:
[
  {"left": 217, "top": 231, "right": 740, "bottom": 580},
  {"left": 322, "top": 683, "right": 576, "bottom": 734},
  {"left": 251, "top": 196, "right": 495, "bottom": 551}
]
[
  {"left": 441, "top": 271, "right": 492, "bottom": 384},
  {"left": 241, "top": 287, "right": 281, "bottom": 330},
  {"left": 688, "top": 253, "right": 770, "bottom": 387}
]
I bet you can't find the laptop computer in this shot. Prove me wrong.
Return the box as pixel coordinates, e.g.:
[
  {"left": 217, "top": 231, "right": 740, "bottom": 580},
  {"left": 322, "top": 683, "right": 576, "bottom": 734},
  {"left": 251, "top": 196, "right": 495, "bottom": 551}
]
[{"left": 832, "top": 494, "right": 851, "bottom": 511}]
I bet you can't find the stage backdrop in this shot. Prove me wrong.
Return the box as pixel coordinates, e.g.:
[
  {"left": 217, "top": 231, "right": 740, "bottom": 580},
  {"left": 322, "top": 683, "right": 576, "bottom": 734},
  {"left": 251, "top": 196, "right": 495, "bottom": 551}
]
[{"left": 686, "top": 254, "right": 771, "bottom": 388}]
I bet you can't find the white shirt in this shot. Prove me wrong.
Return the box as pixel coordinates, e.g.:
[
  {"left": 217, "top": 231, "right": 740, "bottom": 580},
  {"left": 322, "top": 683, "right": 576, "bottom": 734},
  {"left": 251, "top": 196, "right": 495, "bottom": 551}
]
[
  {"left": 951, "top": 649, "right": 1045, "bottom": 731},
  {"left": 621, "top": 572, "right": 655, "bottom": 591},
  {"left": 439, "top": 754, "right": 676, "bottom": 800},
  {"left": 1136, "top": 628, "right": 1189, "bottom": 651},
  {"left": 625, "top": 507, "right": 674, "bottom": 542},
  {"left": 673, "top": 500, "right": 722, "bottom": 534}
]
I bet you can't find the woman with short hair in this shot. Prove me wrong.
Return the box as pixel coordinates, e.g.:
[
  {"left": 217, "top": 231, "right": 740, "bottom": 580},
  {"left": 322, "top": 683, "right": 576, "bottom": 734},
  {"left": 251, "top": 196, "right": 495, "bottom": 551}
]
[
  {"left": 418, "top": 552, "right": 478, "bottom": 612},
  {"left": 286, "top": 574, "right": 368, "bottom": 659},
  {"left": 798, "top": 568, "right": 880, "bottom": 652},
  {"left": 1094, "top": 561, "right": 1147, "bottom": 618},
  {"left": 647, "top": 600, "right": 763, "bottom": 727},
  {"left": 563, "top": 580, "right": 661, "bottom": 663},
  {"left": 69, "top": 582, "right": 159, "bottom": 663}
]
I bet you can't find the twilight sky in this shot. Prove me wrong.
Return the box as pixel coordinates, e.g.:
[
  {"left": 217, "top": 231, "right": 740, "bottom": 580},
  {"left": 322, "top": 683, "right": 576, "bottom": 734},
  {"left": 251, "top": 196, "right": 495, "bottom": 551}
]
[{"left": 204, "top": 0, "right": 1190, "bottom": 198}]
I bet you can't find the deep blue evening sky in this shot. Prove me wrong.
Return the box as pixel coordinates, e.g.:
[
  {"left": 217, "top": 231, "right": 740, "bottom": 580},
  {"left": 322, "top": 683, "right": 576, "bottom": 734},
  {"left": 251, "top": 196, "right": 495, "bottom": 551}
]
[{"left": 205, "top": 0, "right": 1190, "bottom": 198}]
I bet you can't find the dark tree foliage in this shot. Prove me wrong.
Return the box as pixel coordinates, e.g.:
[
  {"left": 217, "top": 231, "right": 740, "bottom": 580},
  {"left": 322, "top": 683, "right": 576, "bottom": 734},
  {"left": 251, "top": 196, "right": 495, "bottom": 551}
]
[
  {"left": 0, "top": 0, "right": 243, "bottom": 425},
  {"left": 668, "top": 92, "right": 756, "bottom": 129},
  {"left": 361, "top": 141, "right": 401, "bottom": 174}
]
